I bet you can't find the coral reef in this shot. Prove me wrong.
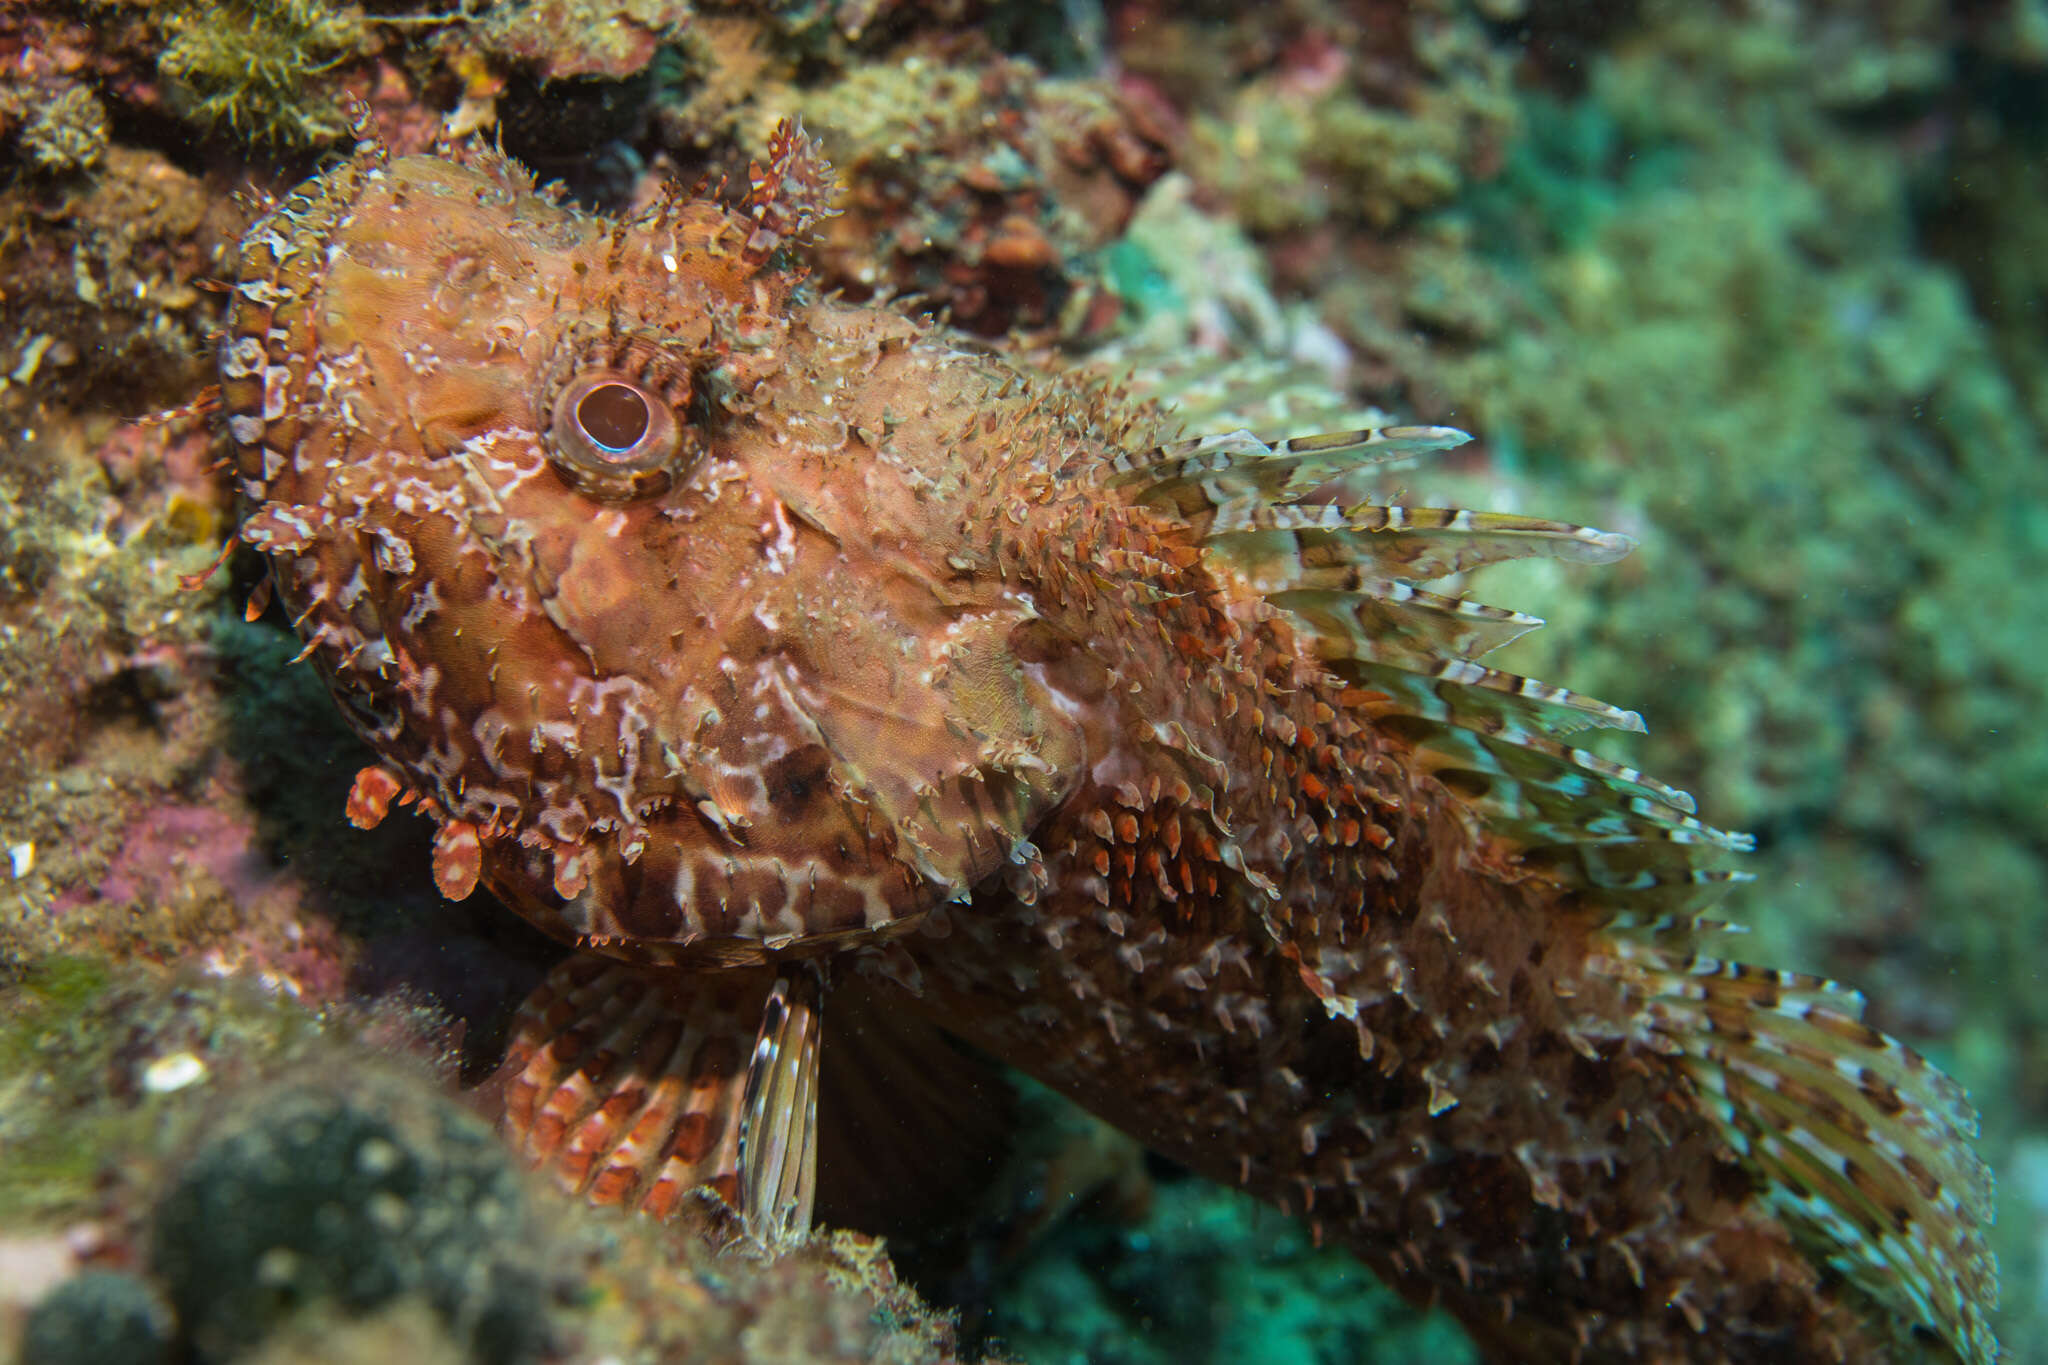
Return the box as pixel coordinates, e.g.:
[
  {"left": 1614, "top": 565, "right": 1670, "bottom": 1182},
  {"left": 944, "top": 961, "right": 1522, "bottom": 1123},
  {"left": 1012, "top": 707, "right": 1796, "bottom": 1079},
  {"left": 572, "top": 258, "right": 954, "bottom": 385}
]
[
  {"left": 643, "top": 19, "right": 1168, "bottom": 333},
  {"left": 0, "top": 146, "right": 236, "bottom": 414}
]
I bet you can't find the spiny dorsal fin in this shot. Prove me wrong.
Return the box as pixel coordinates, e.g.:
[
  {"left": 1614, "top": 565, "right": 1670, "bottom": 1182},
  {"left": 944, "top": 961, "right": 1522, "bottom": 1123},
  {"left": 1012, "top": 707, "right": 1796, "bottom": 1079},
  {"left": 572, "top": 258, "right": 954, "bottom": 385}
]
[
  {"left": 1108, "top": 425, "right": 1647, "bottom": 741},
  {"left": 1102, "top": 424, "right": 1470, "bottom": 521},
  {"left": 1207, "top": 499, "right": 1636, "bottom": 581},
  {"left": 1270, "top": 581, "right": 1544, "bottom": 659},
  {"left": 1311, "top": 607, "right": 1647, "bottom": 736},
  {"left": 1594, "top": 938, "right": 1999, "bottom": 1364}
]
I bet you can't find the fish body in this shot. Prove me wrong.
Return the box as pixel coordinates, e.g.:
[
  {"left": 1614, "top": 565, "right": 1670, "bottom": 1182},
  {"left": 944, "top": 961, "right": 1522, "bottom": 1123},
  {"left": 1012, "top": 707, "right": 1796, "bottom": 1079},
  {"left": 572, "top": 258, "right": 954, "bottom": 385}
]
[{"left": 216, "top": 128, "right": 1996, "bottom": 1363}]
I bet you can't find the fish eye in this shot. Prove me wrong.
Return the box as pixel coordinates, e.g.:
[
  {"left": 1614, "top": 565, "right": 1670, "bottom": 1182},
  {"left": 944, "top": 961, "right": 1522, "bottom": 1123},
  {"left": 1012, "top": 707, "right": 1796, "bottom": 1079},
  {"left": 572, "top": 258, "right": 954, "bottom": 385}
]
[
  {"left": 545, "top": 370, "right": 691, "bottom": 501},
  {"left": 578, "top": 382, "right": 650, "bottom": 450}
]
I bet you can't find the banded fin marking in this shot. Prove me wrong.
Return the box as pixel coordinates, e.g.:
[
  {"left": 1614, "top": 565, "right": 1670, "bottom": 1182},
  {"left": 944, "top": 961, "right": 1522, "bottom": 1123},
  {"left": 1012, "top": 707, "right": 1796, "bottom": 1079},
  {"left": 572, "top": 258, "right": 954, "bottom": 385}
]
[
  {"left": 1595, "top": 938, "right": 1999, "bottom": 1364},
  {"left": 1286, "top": 597, "right": 1645, "bottom": 735},
  {"left": 1270, "top": 581, "right": 1545, "bottom": 663},
  {"left": 1344, "top": 663, "right": 1680, "bottom": 811}
]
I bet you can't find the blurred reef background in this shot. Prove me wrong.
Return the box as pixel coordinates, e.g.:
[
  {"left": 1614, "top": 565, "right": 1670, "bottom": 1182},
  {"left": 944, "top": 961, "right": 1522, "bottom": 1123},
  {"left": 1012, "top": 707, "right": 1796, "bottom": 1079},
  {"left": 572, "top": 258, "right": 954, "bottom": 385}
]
[{"left": 3, "top": 1, "right": 2046, "bottom": 1361}]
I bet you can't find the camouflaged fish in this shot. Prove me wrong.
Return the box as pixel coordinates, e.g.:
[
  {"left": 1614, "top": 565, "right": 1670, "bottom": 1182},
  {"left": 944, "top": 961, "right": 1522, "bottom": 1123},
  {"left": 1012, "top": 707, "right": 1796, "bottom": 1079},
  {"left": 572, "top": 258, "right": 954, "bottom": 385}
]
[{"left": 210, "top": 120, "right": 1998, "bottom": 1362}]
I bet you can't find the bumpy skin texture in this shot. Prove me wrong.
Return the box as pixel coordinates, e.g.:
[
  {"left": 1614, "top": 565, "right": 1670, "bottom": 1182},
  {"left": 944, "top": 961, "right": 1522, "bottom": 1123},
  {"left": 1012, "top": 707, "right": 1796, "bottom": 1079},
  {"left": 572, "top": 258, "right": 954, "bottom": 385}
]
[
  {"left": 226, "top": 146, "right": 1075, "bottom": 963},
  {"left": 219, "top": 137, "right": 1993, "bottom": 1364}
]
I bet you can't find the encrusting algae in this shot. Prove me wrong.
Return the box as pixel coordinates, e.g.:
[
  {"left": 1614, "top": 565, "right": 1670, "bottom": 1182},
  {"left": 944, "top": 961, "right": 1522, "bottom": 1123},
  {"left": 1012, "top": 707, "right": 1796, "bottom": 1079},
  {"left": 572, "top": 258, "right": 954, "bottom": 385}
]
[{"left": 201, "top": 110, "right": 1998, "bottom": 1363}]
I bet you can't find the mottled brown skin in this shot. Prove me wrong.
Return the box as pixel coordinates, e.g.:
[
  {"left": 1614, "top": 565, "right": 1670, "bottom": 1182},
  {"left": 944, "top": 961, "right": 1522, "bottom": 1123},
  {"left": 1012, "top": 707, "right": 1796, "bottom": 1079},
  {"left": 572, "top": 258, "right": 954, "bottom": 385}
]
[
  {"left": 219, "top": 139, "right": 1973, "bottom": 1364},
  {"left": 892, "top": 487, "right": 1897, "bottom": 1363}
]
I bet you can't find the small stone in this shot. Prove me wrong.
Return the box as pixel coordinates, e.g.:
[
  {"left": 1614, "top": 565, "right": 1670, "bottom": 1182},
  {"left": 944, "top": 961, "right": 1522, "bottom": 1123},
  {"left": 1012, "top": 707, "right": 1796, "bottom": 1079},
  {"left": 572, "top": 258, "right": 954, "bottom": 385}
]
[
  {"left": 357, "top": 1136, "right": 401, "bottom": 1176},
  {"left": 142, "top": 1051, "right": 208, "bottom": 1094}
]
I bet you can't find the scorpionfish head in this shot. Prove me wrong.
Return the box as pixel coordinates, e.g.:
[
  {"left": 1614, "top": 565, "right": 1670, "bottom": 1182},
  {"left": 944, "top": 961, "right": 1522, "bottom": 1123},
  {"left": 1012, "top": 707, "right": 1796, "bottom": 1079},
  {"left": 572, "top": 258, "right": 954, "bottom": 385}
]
[{"left": 220, "top": 146, "right": 1084, "bottom": 967}]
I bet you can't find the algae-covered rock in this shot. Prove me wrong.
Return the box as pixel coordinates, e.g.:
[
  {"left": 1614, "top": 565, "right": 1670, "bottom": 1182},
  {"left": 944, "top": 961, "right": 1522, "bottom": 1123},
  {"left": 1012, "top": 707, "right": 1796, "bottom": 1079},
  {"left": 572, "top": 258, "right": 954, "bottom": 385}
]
[
  {"left": 12, "top": 80, "right": 109, "bottom": 173},
  {"left": 19, "top": 1271, "right": 174, "bottom": 1365},
  {"left": 150, "top": 1078, "right": 545, "bottom": 1364}
]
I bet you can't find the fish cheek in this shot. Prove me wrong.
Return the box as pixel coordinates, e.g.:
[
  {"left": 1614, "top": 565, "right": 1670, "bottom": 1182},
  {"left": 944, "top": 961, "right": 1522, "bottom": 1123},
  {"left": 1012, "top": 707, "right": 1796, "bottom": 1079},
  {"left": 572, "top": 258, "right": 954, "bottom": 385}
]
[
  {"left": 1011, "top": 617, "right": 1110, "bottom": 706},
  {"left": 523, "top": 506, "right": 685, "bottom": 673},
  {"left": 762, "top": 744, "right": 833, "bottom": 819},
  {"left": 400, "top": 533, "right": 513, "bottom": 710},
  {"left": 415, "top": 374, "right": 519, "bottom": 455}
]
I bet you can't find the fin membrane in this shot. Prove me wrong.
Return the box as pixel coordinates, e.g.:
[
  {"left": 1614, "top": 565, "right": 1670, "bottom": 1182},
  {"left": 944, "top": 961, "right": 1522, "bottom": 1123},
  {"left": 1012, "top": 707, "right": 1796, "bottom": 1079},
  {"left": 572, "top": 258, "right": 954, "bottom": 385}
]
[
  {"left": 499, "top": 955, "right": 821, "bottom": 1245},
  {"left": 1206, "top": 498, "right": 1636, "bottom": 581},
  {"left": 1102, "top": 424, "right": 1471, "bottom": 521},
  {"left": 813, "top": 974, "right": 1017, "bottom": 1238},
  {"left": 737, "top": 967, "right": 822, "bottom": 1246}
]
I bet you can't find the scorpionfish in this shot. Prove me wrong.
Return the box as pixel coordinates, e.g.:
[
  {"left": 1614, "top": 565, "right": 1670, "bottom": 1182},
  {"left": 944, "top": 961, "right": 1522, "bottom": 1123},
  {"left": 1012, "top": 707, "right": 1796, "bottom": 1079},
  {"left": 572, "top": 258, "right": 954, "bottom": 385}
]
[{"left": 214, "top": 121, "right": 1997, "bottom": 1363}]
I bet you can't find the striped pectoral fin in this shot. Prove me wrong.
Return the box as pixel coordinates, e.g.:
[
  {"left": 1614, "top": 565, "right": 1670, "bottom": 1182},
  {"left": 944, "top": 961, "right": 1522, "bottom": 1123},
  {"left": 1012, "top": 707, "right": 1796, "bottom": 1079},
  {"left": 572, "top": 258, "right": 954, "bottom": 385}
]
[
  {"left": 1593, "top": 937, "right": 1999, "bottom": 1364},
  {"left": 498, "top": 955, "right": 822, "bottom": 1246}
]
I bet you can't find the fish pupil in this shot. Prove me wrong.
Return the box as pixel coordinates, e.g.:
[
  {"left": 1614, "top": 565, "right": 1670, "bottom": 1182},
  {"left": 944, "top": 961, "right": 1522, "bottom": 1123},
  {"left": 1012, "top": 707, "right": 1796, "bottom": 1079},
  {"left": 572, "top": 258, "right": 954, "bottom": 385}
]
[{"left": 578, "top": 383, "right": 651, "bottom": 456}]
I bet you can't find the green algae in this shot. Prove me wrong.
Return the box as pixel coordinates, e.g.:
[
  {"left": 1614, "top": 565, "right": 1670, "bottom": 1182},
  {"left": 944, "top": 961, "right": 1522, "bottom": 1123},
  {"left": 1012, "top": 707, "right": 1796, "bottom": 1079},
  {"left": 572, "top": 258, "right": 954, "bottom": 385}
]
[
  {"left": 1189, "top": 83, "right": 1482, "bottom": 235},
  {"left": 1173, "top": 11, "right": 1518, "bottom": 237},
  {"left": 0, "top": 957, "right": 138, "bottom": 1219},
  {"left": 0, "top": 958, "right": 326, "bottom": 1224},
  {"left": 153, "top": 0, "right": 375, "bottom": 147}
]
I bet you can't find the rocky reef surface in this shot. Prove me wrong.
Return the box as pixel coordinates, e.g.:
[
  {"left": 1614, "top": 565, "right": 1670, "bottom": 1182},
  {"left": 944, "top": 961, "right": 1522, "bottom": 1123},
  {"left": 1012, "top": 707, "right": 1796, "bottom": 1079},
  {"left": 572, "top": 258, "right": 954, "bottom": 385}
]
[{"left": 3, "top": 2, "right": 2045, "bottom": 1361}]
